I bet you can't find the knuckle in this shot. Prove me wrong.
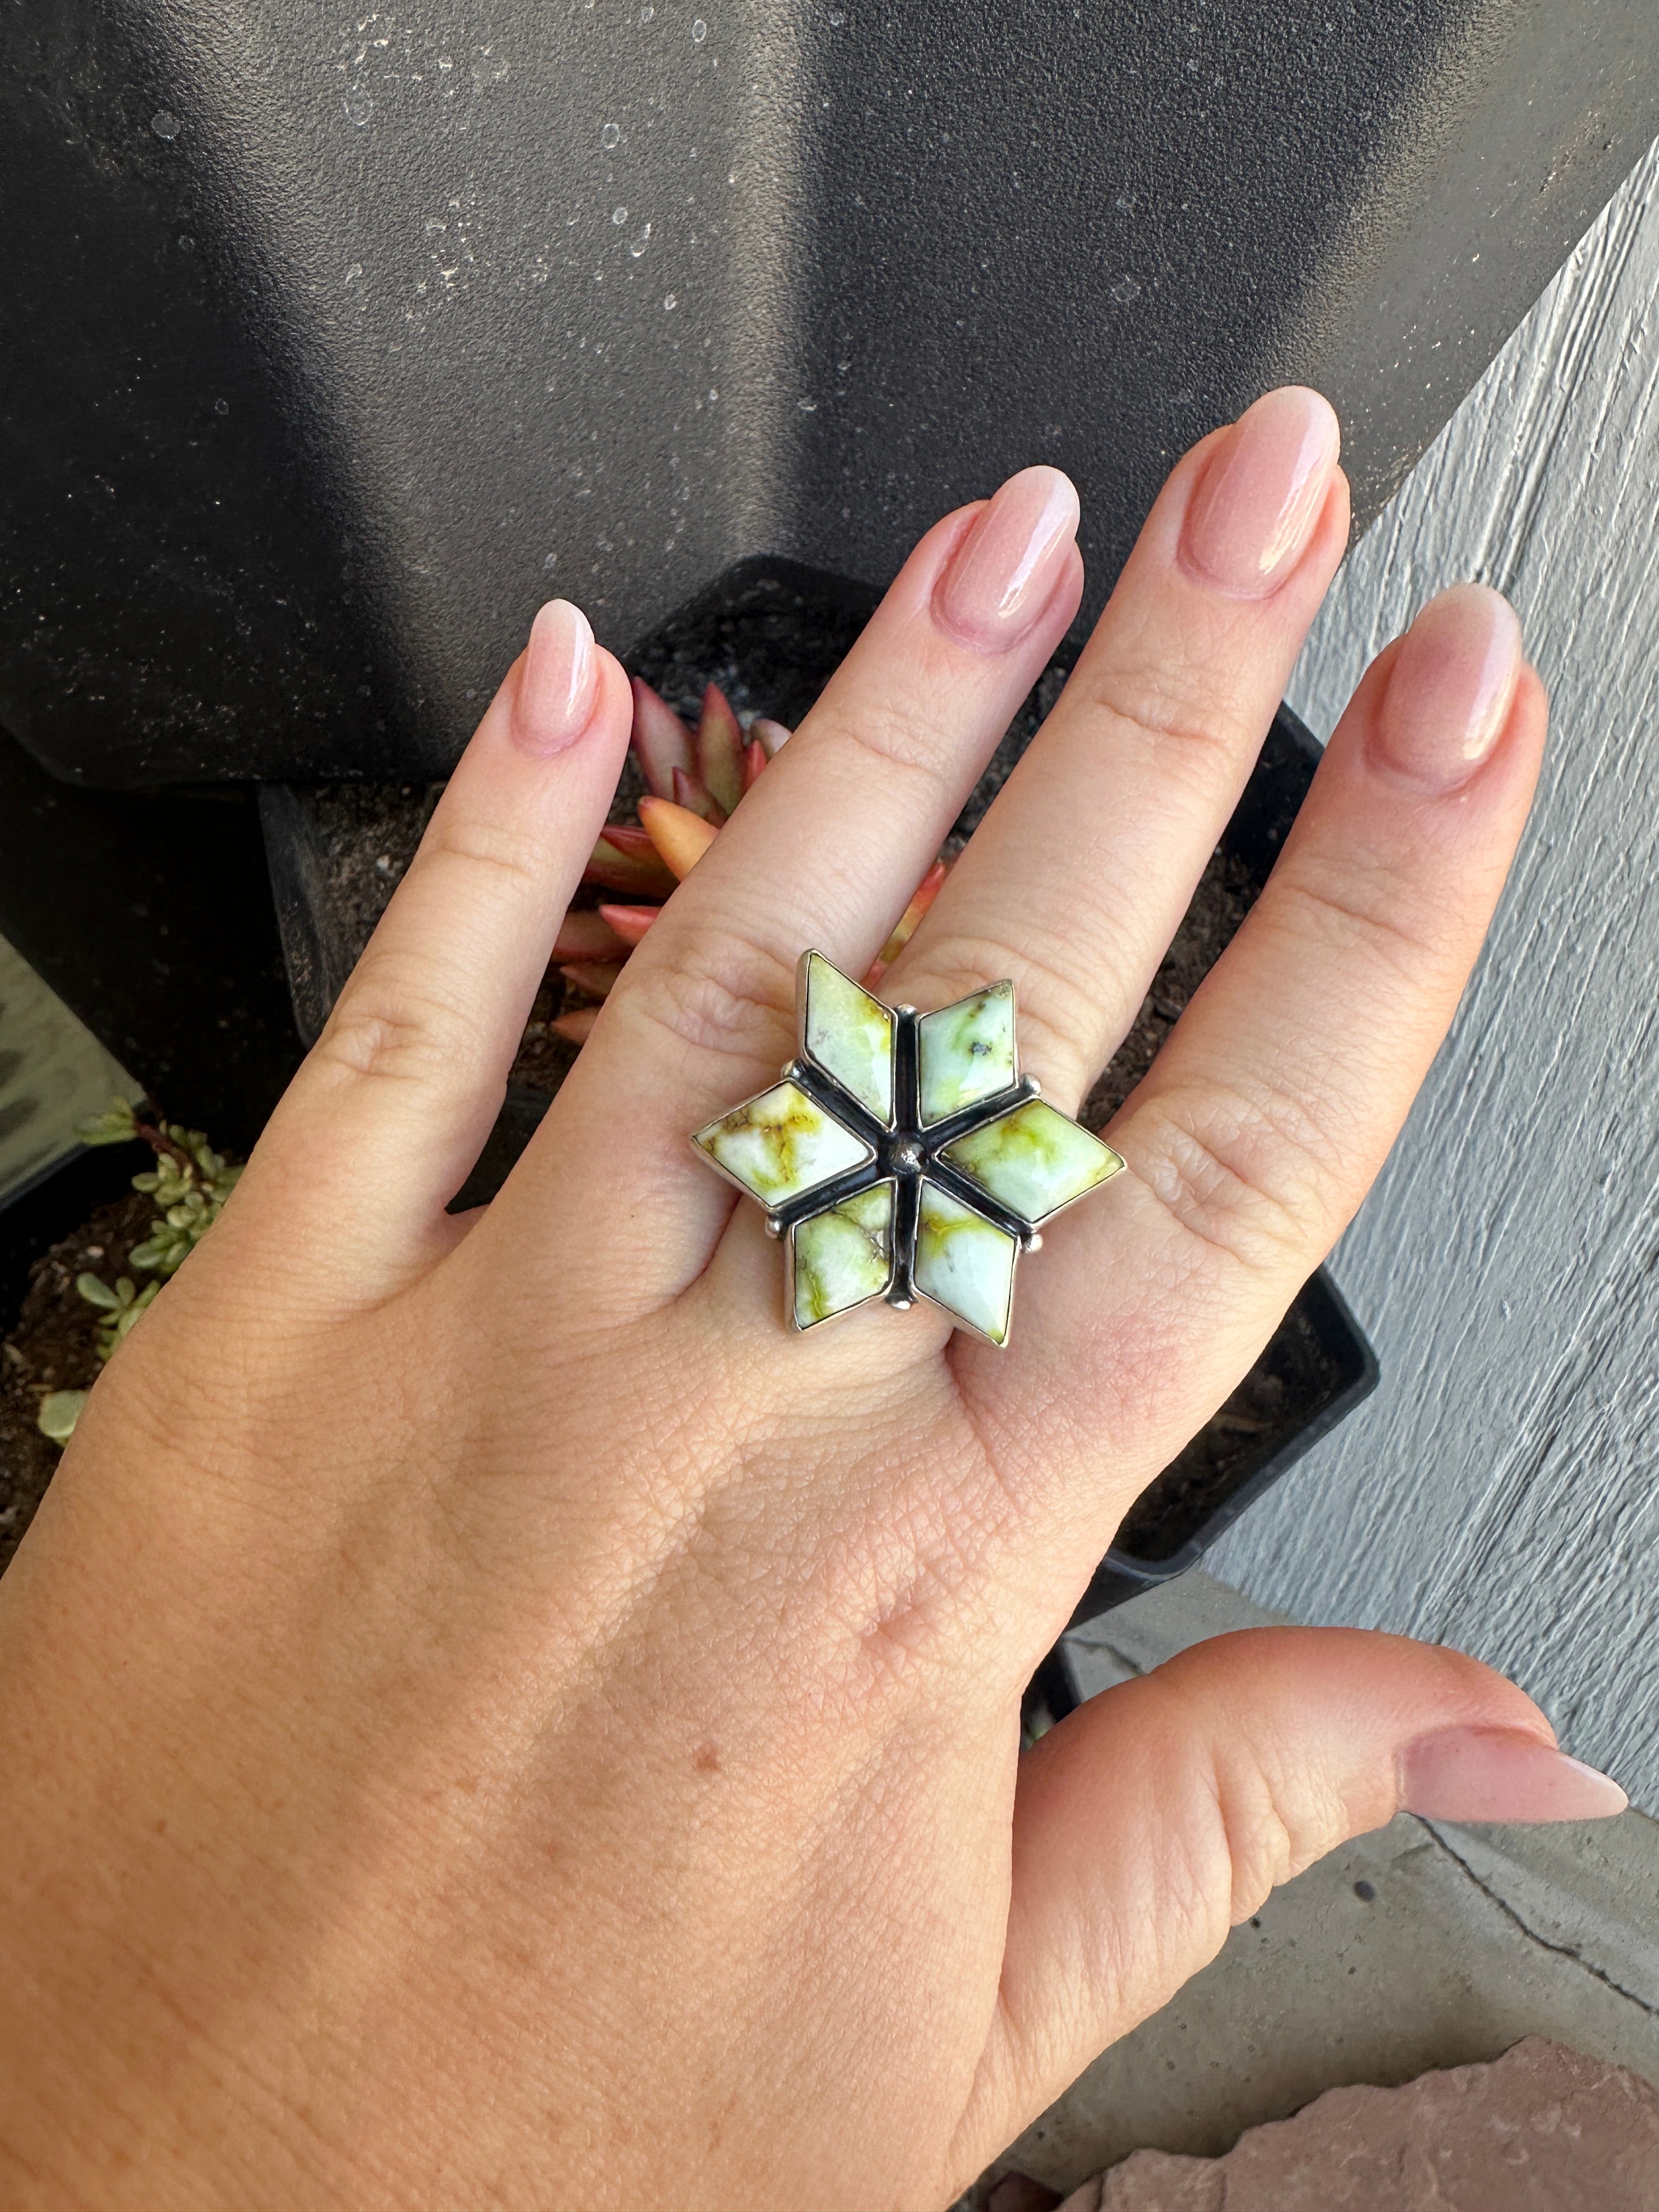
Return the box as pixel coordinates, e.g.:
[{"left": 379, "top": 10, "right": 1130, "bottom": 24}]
[
  {"left": 416, "top": 815, "right": 547, "bottom": 895},
  {"left": 1071, "top": 648, "right": 1251, "bottom": 786},
  {"left": 1208, "top": 1756, "right": 1307, "bottom": 1925},
  {"left": 809, "top": 692, "right": 960, "bottom": 806},
  {"left": 1271, "top": 857, "right": 1444, "bottom": 982},
  {"left": 1129, "top": 1074, "right": 1349, "bottom": 1271},
  {"left": 319, "top": 957, "right": 479, "bottom": 1092},
  {"left": 620, "top": 929, "right": 798, "bottom": 1073}
]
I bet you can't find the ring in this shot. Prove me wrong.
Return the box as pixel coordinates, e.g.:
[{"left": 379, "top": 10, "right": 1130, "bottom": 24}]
[{"left": 692, "top": 953, "right": 1124, "bottom": 1344}]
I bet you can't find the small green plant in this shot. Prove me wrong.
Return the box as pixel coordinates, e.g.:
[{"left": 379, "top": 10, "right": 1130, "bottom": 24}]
[
  {"left": 74, "top": 1271, "right": 161, "bottom": 1361},
  {"left": 77, "top": 1097, "right": 242, "bottom": 1279},
  {"left": 32, "top": 1099, "right": 242, "bottom": 1444}
]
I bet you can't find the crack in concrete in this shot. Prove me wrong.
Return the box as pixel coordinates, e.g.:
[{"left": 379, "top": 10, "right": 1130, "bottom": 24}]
[{"left": 1425, "top": 1820, "right": 1659, "bottom": 2019}]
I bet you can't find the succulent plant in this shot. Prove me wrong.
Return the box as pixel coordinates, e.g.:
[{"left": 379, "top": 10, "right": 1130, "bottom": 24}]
[
  {"left": 552, "top": 680, "right": 949, "bottom": 1045},
  {"left": 74, "top": 1271, "right": 161, "bottom": 1363},
  {"left": 34, "top": 1101, "right": 244, "bottom": 1442},
  {"left": 77, "top": 1098, "right": 243, "bottom": 1282}
]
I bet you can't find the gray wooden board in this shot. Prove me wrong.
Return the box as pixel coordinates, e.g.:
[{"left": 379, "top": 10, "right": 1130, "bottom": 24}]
[{"left": 1210, "top": 136, "right": 1659, "bottom": 1808}]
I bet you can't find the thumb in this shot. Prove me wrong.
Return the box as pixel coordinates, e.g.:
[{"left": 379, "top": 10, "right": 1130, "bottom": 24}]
[{"left": 964, "top": 1627, "right": 1624, "bottom": 2164}]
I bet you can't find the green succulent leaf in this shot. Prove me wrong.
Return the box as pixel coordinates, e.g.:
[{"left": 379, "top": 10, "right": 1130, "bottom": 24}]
[
  {"left": 76, "top": 1098, "right": 140, "bottom": 1148},
  {"left": 37, "top": 1389, "right": 89, "bottom": 1443},
  {"left": 75, "top": 1272, "right": 125, "bottom": 1311}
]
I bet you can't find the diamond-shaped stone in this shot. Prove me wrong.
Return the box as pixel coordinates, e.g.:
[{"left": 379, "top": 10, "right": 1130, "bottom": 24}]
[
  {"left": 913, "top": 1182, "right": 1018, "bottom": 1345},
  {"left": 800, "top": 951, "right": 894, "bottom": 1124},
  {"left": 693, "top": 1080, "right": 872, "bottom": 1206},
  {"left": 792, "top": 1180, "right": 896, "bottom": 1328},
  {"left": 941, "top": 1096, "right": 1124, "bottom": 1226},
  {"left": 916, "top": 981, "right": 1017, "bottom": 1124}
]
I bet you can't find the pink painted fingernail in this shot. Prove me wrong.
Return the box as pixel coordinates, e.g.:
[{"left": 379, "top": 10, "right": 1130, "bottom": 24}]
[
  {"left": 1370, "top": 583, "right": 1522, "bottom": 792},
  {"left": 1182, "top": 386, "right": 1340, "bottom": 596},
  {"left": 1398, "top": 1726, "right": 1627, "bottom": 1823},
  {"left": 511, "top": 599, "right": 599, "bottom": 755},
  {"left": 934, "top": 465, "right": 1080, "bottom": 653}
]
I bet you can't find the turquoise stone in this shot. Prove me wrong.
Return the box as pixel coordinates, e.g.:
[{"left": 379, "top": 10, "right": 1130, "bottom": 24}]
[
  {"left": 917, "top": 983, "right": 1016, "bottom": 1124},
  {"left": 693, "top": 1080, "right": 872, "bottom": 1205},
  {"left": 941, "top": 1097, "right": 1124, "bottom": 1226},
  {"left": 801, "top": 952, "right": 894, "bottom": 1124},
  {"left": 792, "top": 1181, "right": 895, "bottom": 1328},
  {"left": 913, "top": 1183, "right": 1018, "bottom": 1345}
]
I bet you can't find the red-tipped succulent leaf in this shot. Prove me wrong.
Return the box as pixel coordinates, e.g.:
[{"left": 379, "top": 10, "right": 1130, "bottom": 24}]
[
  {"left": 558, "top": 960, "right": 627, "bottom": 1000},
  {"left": 550, "top": 1005, "right": 601, "bottom": 1045},
  {"left": 629, "top": 677, "right": 696, "bottom": 799},
  {"left": 749, "top": 716, "right": 792, "bottom": 758},
  {"left": 597, "top": 904, "right": 659, "bottom": 947},
  {"left": 671, "top": 763, "right": 725, "bottom": 824},
  {"left": 638, "top": 795, "right": 720, "bottom": 881},
  {"left": 864, "top": 859, "right": 949, "bottom": 987},
  {"left": 696, "top": 682, "right": 745, "bottom": 817},
  {"left": 551, "top": 909, "right": 630, "bottom": 964},
  {"left": 583, "top": 825, "right": 679, "bottom": 899}
]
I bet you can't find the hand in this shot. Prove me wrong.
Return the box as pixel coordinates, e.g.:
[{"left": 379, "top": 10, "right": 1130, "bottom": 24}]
[{"left": 0, "top": 388, "right": 1615, "bottom": 2211}]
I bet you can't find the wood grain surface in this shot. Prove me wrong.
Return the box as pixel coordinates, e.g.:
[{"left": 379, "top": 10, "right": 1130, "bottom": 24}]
[{"left": 1211, "top": 137, "right": 1659, "bottom": 1809}]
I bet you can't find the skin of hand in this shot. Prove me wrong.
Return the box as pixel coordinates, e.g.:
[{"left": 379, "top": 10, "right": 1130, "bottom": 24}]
[{"left": 0, "top": 388, "right": 1623, "bottom": 2212}]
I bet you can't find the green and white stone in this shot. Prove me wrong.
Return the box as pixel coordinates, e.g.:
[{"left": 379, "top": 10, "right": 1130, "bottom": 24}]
[
  {"left": 941, "top": 1097, "right": 1124, "bottom": 1226},
  {"left": 913, "top": 1183, "right": 1018, "bottom": 1346},
  {"left": 792, "top": 1181, "right": 895, "bottom": 1328},
  {"left": 801, "top": 952, "right": 895, "bottom": 1124},
  {"left": 693, "top": 1081, "right": 872, "bottom": 1206},
  {"left": 917, "top": 983, "right": 1017, "bottom": 1124}
]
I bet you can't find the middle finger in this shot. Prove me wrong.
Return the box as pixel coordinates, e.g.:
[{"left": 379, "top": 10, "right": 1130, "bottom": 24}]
[{"left": 887, "top": 386, "right": 1348, "bottom": 1111}]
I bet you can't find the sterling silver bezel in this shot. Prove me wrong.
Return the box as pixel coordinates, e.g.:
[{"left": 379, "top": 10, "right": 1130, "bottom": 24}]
[{"left": 689, "top": 951, "right": 1121, "bottom": 1346}]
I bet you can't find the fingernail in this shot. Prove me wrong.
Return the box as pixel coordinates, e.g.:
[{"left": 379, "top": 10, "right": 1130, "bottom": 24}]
[
  {"left": 1398, "top": 1726, "right": 1628, "bottom": 1823},
  {"left": 1182, "top": 386, "right": 1340, "bottom": 596},
  {"left": 511, "top": 599, "right": 598, "bottom": 755},
  {"left": 1370, "top": 583, "right": 1522, "bottom": 792},
  {"left": 935, "top": 465, "right": 1080, "bottom": 653}
]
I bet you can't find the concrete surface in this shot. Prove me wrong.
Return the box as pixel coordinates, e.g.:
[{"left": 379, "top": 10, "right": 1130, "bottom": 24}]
[
  {"left": 975, "top": 1573, "right": 1659, "bottom": 2201},
  {"left": 1211, "top": 131, "right": 1659, "bottom": 1807}
]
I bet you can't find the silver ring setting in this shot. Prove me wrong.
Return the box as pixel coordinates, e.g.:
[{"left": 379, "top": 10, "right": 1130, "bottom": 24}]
[{"left": 692, "top": 952, "right": 1124, "bottom": 1345}]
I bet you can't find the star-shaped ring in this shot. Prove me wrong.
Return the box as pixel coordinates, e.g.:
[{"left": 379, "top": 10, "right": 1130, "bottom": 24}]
[{"left": 691, "top": 953, "right": 1124, "bottom": 1344}]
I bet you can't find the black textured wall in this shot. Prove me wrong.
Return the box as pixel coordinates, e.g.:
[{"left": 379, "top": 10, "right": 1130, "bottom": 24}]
[{"left": 3, "top": 1, "right": 1656, "bottom": 787}]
